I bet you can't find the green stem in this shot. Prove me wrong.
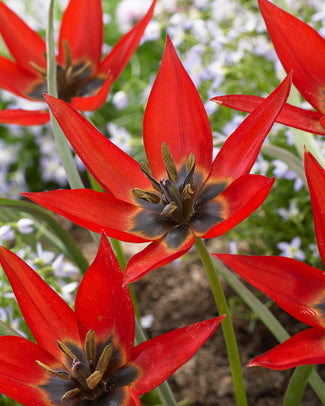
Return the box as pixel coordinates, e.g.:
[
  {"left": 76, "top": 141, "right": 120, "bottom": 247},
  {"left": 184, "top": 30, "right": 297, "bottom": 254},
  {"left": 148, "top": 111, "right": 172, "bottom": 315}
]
[
  {"left": 283, "top": 365, "right": 314, "bottom": 406},
  {"left": 213, "top": 258, "right": 325, "bottom": 404},
  {"left": 195, "top": 237, "right": 248, "bottom": 406},
  {"left": 46, "top": 0, "right": 84, "bottom": 190}
]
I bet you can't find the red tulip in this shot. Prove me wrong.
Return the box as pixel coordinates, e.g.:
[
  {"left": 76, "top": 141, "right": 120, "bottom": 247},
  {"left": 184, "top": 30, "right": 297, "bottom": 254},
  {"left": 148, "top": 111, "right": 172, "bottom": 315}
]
[
  {"left": 0, "top": 232, "right": 224, "bottom": 405},
  {"left": 0, "top": 0, "right": 155, "bottom": 125},
  {"left": 215, "top": 150, "right": 325, "bottom": 370},
  {"left": 24, "top": 37, "right": 291, "bottom": 284},
  {"left": 212, "top": 0, "right": 325, "bottom": 135}
]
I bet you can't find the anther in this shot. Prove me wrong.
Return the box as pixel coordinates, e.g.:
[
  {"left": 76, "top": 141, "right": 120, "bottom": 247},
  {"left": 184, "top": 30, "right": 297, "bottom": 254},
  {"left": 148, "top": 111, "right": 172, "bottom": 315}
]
[
  {"left": 132, "top": 188, "right": 160, "bottom": 204},
  {"left": 85, "top": 329, "right": 96, "bottom": 365},
  {"left": 29, "top": 61, "right": 47, "bottom": 76},
  {"left": 96, "top": 344, "right": 113, "bottom": 375},
  {"left": 36, "top": 360, "right": 70, "bottom": 380},
  {"left": 57, "top": 341, "right": 78, "bottom": 361},
  {"left": 63, "top": 39, "right": 72, "bottom": 69},
  {"left": 139, "top": 162, "right": 161, "bottom": 192},
  {"left": 161, "top": 202, "right": 177, "bottom": 217},
  {"left": 161, "top": 142, "right": 178, "bottom": 183},
  {"left": 86, "top": 370, "right": 103, "bottom": 390},
  {"left": 61, "top": 387, "right": 83, "bottom": 402}
]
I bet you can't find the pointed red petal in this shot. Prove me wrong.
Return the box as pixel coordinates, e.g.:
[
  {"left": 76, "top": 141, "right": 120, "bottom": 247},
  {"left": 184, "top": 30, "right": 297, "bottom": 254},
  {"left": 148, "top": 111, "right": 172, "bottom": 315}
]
[
  {"left": 124, "top": 233, "right": 196, "bottom": 284},
  {"left": 249, "top": 328, "right": 325, "bottom": 370},
  {"left": 203, "top": 175, "right": 274, "bottom": 239},
  {"left": 23, "top": 189, "right": 149, "bottom": 243},
  {"left": 0, "top": 108, "right": 50, "bottom": 125},
  {"left": 0, "top": 56, "right": 42, "bottom": 98},
  {"left": 259, "top": 0, "right": 325, "bottom": 113},
  {"left": 0, "top": 2, "right": 46, "bottom": 73},
  {"left": 98, "top": 0, "right": 156, "bottom": 82},
  {"left": 0, "top": 246, "right": 80, "bottom": 361},
  {"left": 214, "top": 254, "right": 325, "bottom": 329},
  {"left": 304, "top": 150, "right": 325, "bottom": 264},
  {"left": 70, "top": 73, "right": 111, "bottom": 111},
  {"left": 75, "top": 233, "right": 134, "bottom": 357},
  {"left": 131, "top": 317, "right": 225, "bottom": 394},
  {"left": 210, "top": 74, "right": 291, "bottom": 182},
  {"left": 58, "top": 0, "right": 103, "bottom": 67},
  {"left": 44, "top": 95, "right": 151, "bottom": 203},
  {"left": 212, "top": 95, "right": 325, "bottom": 135},
  {"left": 0, "top": 336, "right": 62, "bottom": 405},
  {"left": 143, "top": 36, "right": 212, "bottom": 179}
]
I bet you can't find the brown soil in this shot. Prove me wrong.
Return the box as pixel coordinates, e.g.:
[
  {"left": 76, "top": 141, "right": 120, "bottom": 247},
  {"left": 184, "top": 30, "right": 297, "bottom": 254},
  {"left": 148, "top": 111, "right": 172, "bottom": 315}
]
[{"left": 74, "top": 228, "right": 324, "bottom": 406}]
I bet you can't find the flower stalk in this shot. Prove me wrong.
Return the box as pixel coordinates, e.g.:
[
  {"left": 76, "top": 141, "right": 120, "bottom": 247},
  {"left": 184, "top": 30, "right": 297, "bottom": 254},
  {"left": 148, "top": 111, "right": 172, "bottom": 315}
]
[{"left": 194, "top": 237, "right": 248, "bottom": 406}]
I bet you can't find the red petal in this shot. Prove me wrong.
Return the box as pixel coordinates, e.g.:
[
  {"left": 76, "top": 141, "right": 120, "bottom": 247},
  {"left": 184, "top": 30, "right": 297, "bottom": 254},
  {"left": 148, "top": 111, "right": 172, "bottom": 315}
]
[
  {"left": 58, "top": 0, "right": 103, "bottom": 67},
  {"left": 98, "top": 0, "right": 156, "bottom": 82},
  {"left": 44, "top": 95, "right": 151, "bottom": 203},
  {"left": 0, "top": 108, "right": 49, "bottom": 125},
  {"left": 75, "top": 233, "right": 134, "bottom": 357},
  {"left": 143, "top": 36, "right": 212, "bottom": 179},
  {"left": 213, "top": 254, "right": 325, "bottom": 329},
  {"left": 304, "top": 150, "right": 325, "bottom": 264},
  {"left": 0, "top": 336, "right": 63, "bottom": 405},
  {"left": 259, "top": 0, "right": 325, "bottom": 114},
  {"left": 23, "top": 189, "right": 149, "bottom": 243},
  {"left": 210, "top": 74, "right": 291, "bottom": 182},
  {"left": 0, "top": 56, "right": 42, "bottom": 98},
  {"left": 70, "top": 73, "right": 111, "bottom": 111},
  {"left": 248, "top": 328, "right": 325, "bottom": 370},
  {"left": 212, "top": 95, "right": 325, "bottom": 136},
  {"left": 203, "top": 175, "right": 274, "bottom": 239},
  {"left": 0, "top": 246, "right": 80, "bottom": 362},
  {"left": 124, "top": 233, "right": 196, "bottom": 284},
  {"left": 0, "top": 2, "right": 46, "bottom": 73},
  {"left": 131, "top": 317, "right": 225, "bottom": 394}
]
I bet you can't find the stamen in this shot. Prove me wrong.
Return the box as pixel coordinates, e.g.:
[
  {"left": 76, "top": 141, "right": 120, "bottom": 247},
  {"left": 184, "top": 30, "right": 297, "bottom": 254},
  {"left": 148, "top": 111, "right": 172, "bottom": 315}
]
[
  {"left": 61, "top": 387, "right": 83, "bottom": 402},
  {"left": 85, "top": 329, "right": 96, "bottom": 365},
  {"left": 29, "top": 61, "right": 47, "bottom": 76},
  {"left": 63, "top": 39, "right": 72, "bottom": 69},
  {"left": 132, "top": 188, "right": 160, "bottom": 204},
  {"left": 36, "top": 360, "right": 70, "bottom": 380},
  {"left": 161, "top": 202, "right": 177, "bottom": 217},
  {"left": 73, "top": 61, "right": 92, "bottom": 79},
  {"left": 66, "top": 65, "right": 74, "bottom": 85},
  {"left": 57, "top": 341, "right": 78, "bottom": 361},
  {"left": 139, "top": 162, "right": 161, "bottom": 192},
  {"left": 183, "top": 153, "right": 195, "bottom": 189},
  {"left": 182, "top": 184, "right": 193, "bottom": 199},
  {"left": 96, "top": 344, "right": 113, "bottom": 374},
  {"left": 86, "top": 370, "right": 103, "bottom": 390},
  {"left": 162, "top": 142, "right": 178, "bottom": 183}
]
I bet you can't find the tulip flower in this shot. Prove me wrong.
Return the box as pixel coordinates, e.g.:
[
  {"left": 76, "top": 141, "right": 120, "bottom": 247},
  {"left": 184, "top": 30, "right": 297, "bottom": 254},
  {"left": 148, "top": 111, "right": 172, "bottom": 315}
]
[
  {"left": 0, "top": 0, "right": 155, "bottom": 125},
  {"left": 24, "top": 37, "right": 291, "bottom": 284},
  {"left": 212, "top": 0, "right": 325, "bottom": 135},
  {"left": 215, "top": 150, "right": 325, "bottom": 370},
  {"left": 0, "top": 232, "right": 224, "bottom": 405}
]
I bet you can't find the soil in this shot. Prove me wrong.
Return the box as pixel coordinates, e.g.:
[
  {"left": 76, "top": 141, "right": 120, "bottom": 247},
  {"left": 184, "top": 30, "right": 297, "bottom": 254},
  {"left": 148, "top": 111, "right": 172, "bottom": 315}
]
[{"left": 73, "top": 227, "right": 325, "bottom": 405}]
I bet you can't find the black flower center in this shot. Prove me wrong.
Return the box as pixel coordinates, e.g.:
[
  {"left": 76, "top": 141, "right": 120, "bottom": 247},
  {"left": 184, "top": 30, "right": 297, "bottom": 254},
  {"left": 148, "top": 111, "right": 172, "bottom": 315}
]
[
  {"left": 38, "top": 330, "right": 139, "bottom": 405},
  {"left": 133, "top": 142, "right": 197, "bottom": 225},
  {"left": 131, "top": 143, "right": 228, "bottom": 248},
  {"left": 27, "top": 41, "right": 104, "bottom": 103}
]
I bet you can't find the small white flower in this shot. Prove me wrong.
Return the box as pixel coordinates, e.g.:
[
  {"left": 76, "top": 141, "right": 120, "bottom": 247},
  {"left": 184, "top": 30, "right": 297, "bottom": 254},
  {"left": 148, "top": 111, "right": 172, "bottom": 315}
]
[
  {"left": 0, "top": 225, "right": 14, "bottom": 242},
  {"left": 140, "top": 314, "right": 154, "bottom": 329},
  {"left": 277, "top": 237, "right": 306, "bottom": 261},
  {"left": 112, "top": 90, "right": 129, "bottom": 110},
  {"left": 17, "top": 218, "right": 34, "bottom": 234}
]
